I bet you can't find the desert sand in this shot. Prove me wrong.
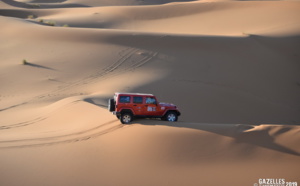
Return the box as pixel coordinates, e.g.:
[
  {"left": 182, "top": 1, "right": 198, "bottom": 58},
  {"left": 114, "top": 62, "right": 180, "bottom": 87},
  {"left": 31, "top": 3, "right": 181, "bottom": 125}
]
[{"left": 1, "top": 0, "right": 300, "bottom": 185}]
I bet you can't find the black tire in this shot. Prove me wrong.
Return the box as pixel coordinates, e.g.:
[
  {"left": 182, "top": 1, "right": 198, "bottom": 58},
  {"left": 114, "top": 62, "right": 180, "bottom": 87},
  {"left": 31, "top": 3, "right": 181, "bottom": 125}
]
[
  {"left": 108, "top": 98, "right": 115, "bottom": 112},
  {"left": 164, "top": 111, "right": 178, "bottom": 122},
  {"left": 120, "top": 112, "right": 133, "bottom": 124}
]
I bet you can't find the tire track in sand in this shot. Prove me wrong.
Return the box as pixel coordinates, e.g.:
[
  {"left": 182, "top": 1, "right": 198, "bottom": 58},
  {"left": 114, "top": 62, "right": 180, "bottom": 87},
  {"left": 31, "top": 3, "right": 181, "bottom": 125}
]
[
  {"left": 0, "top": 119, "right": 131, "bottom": 148},
  {"left": 0, "top": 47, "right": 157, "bottom": 114}
]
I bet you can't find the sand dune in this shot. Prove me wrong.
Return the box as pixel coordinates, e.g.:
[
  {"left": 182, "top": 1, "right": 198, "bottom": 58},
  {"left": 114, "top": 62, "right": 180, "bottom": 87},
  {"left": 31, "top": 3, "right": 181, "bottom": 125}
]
[
  {"left": 2, "top": 0, "right": 300, "bottom": 35},
  {"left": 0, "top": 0, "right": 300, "bottom": 185}
]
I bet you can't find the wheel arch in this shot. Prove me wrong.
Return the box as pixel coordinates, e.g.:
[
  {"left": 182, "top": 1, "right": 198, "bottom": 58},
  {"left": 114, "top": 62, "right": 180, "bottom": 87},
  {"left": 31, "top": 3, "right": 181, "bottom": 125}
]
[
  {"left": 120, "top": 108, "right": 134, "bottom": 115},
  {"left": 163, "top": 109, "right": 180, "bottom": 117}
]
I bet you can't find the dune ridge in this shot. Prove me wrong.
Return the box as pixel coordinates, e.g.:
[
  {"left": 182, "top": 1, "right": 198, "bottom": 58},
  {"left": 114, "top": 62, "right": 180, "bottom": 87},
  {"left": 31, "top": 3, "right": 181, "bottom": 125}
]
[{"left": 1, "top": 0, "right": 300, "bottom": 185}]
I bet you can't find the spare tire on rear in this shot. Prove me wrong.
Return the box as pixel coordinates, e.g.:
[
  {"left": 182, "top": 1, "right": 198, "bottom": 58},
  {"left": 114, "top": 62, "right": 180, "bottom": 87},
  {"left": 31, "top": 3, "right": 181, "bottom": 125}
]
[{"left": 108, "top": 98, "right": 115, "bottom": 112}]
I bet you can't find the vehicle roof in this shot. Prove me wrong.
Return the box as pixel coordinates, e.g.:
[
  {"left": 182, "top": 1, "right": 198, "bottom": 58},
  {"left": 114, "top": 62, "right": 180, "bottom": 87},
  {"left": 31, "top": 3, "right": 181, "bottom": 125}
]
[{"left": 115, "top": 92, "right": 154, "bottom": 96}]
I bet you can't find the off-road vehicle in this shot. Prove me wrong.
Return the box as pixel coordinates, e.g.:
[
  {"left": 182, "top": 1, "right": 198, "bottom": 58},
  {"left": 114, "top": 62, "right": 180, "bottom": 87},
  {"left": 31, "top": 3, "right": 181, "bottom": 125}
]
[{"left": 108, "top": 93, "right": 181, "bottom": 124}]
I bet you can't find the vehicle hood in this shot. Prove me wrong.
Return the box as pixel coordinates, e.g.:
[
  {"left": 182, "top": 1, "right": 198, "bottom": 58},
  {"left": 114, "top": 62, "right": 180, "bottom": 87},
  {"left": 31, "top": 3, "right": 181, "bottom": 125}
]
[{"left": 159, "top": 102, "right": 176, "bottom": 108}]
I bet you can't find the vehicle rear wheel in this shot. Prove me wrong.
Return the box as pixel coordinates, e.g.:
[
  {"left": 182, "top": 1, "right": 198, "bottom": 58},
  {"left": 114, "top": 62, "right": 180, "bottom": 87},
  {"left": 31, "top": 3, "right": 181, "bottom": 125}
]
[
  {"left": 165, "top": 111, "right": 178, "bottom": 122},
  {"left": 120, "top": 113, "right": 133, "bottom": 124}
]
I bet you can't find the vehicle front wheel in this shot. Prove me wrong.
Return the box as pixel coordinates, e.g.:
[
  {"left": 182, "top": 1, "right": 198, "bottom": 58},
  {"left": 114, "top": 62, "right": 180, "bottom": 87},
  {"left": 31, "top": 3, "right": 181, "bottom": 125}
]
[
  {"left": 120, "top": 113, "right": 133, "bottom": 124},
  {"left": 164, "top": 111, "right": 178, "bottom": 122}
]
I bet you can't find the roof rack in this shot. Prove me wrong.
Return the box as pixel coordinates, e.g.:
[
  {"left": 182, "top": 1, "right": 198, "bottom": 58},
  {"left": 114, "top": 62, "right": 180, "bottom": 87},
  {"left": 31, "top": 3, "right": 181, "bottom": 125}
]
[{"left": 115, "top": 92, "right": 154, "bottom": 96}]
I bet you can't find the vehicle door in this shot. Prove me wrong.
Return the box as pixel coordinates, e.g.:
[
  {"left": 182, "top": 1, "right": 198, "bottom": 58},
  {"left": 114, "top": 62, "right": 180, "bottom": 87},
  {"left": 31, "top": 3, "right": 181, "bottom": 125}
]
[
  {"left": 143, "top": 96, "right": 159, "bottom": 116},
  {"left": 132, "top": 96, "right": 143, "bottom": 116}
]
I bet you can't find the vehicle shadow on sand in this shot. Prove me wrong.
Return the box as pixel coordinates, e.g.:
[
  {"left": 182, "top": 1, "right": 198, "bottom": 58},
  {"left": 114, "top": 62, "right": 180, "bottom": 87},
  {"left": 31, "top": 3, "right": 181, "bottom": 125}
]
[{"left": 134, "top": 119, "right": 300, "bottom": 157}]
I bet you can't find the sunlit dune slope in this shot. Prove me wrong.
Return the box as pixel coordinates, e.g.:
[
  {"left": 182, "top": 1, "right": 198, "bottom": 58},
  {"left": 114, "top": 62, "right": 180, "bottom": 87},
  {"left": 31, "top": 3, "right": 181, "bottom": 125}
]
[{"left": 1, "top": 108, "right": 300, "bottom": 186}]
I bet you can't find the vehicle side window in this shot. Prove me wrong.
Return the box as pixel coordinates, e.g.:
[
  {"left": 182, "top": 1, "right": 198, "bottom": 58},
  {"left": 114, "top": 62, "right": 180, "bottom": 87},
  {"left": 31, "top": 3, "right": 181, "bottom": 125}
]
[
  {"left": 119, "top": 96, "right": 131, "bottom": 103},
  {"left": 146, "top": 97, "right": 156, "bottom": 104},
  {"left": 133, "top": 96, "right": 143, "bottom": 104}
]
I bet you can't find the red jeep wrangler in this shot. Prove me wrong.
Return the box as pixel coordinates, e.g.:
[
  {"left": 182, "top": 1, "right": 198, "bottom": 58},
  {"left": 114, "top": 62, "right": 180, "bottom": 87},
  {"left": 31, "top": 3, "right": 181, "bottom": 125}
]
[{"left": 108, "top": 93, "right": 181, "bottom": 124}]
